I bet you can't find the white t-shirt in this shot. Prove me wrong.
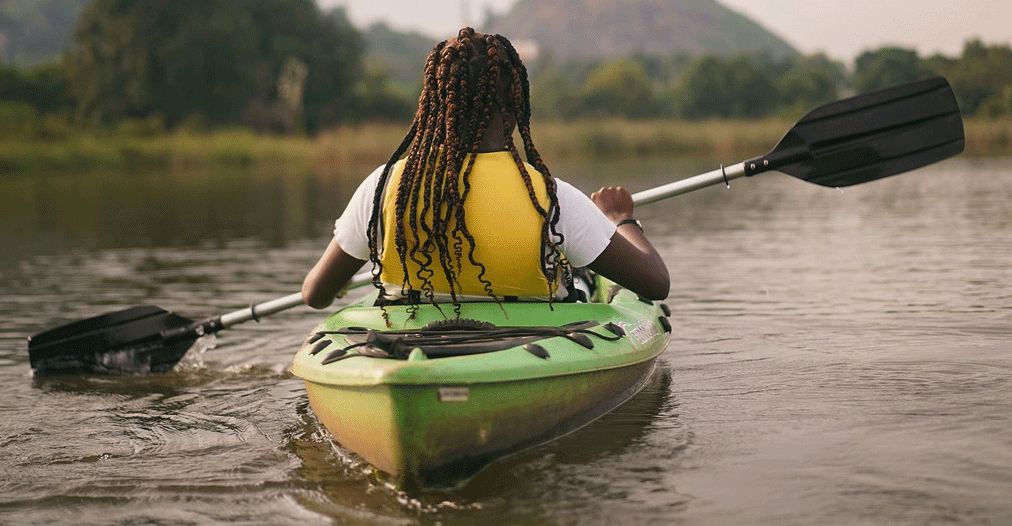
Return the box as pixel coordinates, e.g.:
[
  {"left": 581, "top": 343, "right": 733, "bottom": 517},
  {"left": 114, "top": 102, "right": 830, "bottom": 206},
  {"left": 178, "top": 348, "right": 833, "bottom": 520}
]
[{"left": 333, "top": 164, "right": 617, "bottom": 267}]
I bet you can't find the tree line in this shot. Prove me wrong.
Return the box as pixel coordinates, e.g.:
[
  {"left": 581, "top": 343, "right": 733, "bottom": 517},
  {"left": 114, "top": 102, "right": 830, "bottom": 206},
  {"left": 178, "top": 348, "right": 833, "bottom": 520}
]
[
  {"left": 1, "top": 0, "right": 1010, "bottom": 137},
  {"left": 2, "top": 0, "right": 364, "bottom": 136},
  {"left": 527, "top": 40, "right": 1012, "bottom": 120}
]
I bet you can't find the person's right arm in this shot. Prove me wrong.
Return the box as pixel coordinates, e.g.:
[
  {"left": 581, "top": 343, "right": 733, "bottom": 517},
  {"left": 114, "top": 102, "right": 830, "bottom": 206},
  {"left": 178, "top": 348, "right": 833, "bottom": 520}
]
[{"left": 302, "top": 238, "right": 366, "bottom": 309}]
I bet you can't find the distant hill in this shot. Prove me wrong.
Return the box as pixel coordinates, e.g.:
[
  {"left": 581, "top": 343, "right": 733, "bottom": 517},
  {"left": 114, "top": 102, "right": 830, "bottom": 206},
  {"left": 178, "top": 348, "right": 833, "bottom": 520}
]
[
  {"left": 0, "top": 0, "right": 90, "bottom": 64},
  {"left": 361, "top": 22, "right": 434, "bottom": 93},
  {"left": 483, "top": 0, "right": 798, "bottom": 61}
]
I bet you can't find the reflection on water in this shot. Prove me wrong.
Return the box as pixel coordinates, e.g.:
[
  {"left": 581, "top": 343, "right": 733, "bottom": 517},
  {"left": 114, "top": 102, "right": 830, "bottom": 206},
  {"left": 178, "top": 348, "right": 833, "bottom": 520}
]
[
  {"left": 1, "top": 156, "right": 1011, "bottom": 525},
  {"left": 0, "top": 164, "right": 360, "bottom": 256}
]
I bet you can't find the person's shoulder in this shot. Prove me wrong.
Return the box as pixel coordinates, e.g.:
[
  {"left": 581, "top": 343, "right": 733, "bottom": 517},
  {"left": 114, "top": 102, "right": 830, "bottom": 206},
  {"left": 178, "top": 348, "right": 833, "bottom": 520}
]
[{"left": 553, "top": 178, "right": 583, "bottom": 197}]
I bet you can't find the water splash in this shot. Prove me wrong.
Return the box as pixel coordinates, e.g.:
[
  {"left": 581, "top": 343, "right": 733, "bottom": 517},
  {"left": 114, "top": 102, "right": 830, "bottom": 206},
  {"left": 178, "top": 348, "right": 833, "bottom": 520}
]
[{"left": 174, "top": 334, "right": 216, "bottom": 371}]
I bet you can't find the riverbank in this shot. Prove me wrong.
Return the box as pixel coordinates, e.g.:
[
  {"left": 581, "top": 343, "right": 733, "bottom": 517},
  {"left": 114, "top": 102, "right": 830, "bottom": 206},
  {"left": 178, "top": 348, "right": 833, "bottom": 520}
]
[{"left": 2, "top": 118, "right": 1008, "bottom": 176}]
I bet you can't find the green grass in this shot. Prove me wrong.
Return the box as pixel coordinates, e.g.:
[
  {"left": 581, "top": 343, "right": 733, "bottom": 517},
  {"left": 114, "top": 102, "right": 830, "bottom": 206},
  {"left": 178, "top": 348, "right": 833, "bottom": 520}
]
[
  {"left": 531, "top": 118, "right": 790, "bottom": 159},
  {"left": 2, "top": 118, "right": 1008, "bottom": 176},
  {"left": 964, "top": 119, "right": 1012, "bottom": 156}
]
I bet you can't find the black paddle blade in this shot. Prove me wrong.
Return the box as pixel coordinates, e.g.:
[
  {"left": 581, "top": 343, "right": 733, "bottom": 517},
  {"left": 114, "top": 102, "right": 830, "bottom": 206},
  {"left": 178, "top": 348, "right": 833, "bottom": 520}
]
[
  {"left": 28, "top": 306, "right": 198, "bottom": 376},
  {"left": 749, "top": 77, "right": 964, "bottom": 187}
]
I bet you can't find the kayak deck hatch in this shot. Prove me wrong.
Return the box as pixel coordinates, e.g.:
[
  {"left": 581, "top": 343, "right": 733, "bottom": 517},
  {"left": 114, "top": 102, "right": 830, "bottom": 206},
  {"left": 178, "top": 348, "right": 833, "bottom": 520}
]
[{"left": 309, "top": 319, "right": 625, "bottom": 363}]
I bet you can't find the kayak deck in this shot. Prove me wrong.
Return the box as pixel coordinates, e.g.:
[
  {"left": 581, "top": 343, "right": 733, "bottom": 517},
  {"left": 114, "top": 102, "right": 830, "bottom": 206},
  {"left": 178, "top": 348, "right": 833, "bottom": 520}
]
[{"left": 292, "top": 276, "right": 671, "bottom": 489}]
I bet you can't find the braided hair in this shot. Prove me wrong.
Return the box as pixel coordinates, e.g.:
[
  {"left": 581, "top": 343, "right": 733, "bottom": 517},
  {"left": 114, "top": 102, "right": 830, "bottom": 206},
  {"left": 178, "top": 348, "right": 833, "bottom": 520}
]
[{"left": 366, "top": 28, "right": 567, "bottom": 313}]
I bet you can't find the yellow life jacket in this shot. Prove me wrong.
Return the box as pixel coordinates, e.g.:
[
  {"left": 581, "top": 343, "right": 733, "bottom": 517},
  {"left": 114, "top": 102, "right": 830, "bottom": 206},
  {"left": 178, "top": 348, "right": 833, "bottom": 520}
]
[{"left": 379, "top": 151, "right": 557, "bottom": 298}]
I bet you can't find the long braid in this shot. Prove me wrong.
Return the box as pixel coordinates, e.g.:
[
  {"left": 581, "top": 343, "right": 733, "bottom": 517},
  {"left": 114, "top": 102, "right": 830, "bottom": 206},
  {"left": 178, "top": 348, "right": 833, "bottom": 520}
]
[
  {"left": 457, "top": 38, "right": 496, "bottom": 300},
  {"left": 403, "top": 45, "right": 445, "bottom": 307},
  {"left": 367, "top": 28, "right": 567, "bottom": 314},
  {"left": 497, "top": 34, "right": 569, "bottom": 298},
  {"left": 420, "top": 42, "right": 462, "bottom": 306},
  {"left": 445, "top": 36, "right": 501, "bottom": 311},
  {"left": 373, "top": 42, "right": 443, "bottom": 319}
]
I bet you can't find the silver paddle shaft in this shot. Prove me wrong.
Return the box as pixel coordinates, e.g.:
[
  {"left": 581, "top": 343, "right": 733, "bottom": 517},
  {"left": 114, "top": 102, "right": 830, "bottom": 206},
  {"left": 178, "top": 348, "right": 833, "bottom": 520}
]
[
  {"left": 218, "top": 273, "right": 374, "bottom": 328},
  {"left": 632, "top": 162, "right": 746, "bottom": 206}
]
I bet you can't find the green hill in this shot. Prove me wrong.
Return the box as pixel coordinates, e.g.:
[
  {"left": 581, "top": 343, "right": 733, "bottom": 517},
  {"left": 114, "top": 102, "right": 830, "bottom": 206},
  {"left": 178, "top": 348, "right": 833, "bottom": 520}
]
[
  {"left": 483, "top": 0, "right": 798, "bottom": 60},
  {"left": 0, "top": 0, "right": 90, "bottom": 64},
  {"left": 362, "top": 22, "right": 434, "bottom": 93}
]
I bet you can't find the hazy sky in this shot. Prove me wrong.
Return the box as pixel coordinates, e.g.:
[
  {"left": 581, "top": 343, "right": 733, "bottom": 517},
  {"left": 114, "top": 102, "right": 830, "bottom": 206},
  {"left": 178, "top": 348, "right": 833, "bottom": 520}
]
[{"left": 320, "top": 0, "right": 1012, "bottom": 63}]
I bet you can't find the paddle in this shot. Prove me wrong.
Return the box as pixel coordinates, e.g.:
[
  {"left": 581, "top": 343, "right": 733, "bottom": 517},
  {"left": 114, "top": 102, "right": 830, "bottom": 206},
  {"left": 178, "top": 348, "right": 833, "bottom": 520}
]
[
  {"left": 27, "top": 76, "right": 964, "bottom": 376},
  {"left": 26, "top": 282, "right": 370, "bottom": 376},
  {"left": 632, "top": 76, "right": 964, "bottom": 204}
]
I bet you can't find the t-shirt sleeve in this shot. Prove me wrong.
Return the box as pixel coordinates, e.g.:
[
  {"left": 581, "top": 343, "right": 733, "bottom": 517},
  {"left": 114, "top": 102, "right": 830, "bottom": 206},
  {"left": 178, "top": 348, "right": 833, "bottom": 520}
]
[
  {"left": 332, "top": 165, "right": 384, "bottom": 261},
  {"left": 554, "top": 179, "right": 617, "bottom": 267}
]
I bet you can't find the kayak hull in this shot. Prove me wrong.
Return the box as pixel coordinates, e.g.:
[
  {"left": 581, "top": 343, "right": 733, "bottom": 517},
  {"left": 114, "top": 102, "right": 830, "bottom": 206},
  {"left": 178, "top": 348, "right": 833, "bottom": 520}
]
[
  {"left": 292, "top": 276, "right": 670, "bottom": 488},
  {"left": 303, "top": 356, "right": 658, "bottom": 487}
]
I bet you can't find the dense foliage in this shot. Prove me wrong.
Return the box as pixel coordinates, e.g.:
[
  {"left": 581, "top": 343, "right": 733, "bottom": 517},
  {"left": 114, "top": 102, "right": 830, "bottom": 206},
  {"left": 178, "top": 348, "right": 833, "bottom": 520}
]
[
  {"left": 522, "top": 40, "right": 1012, "bottom": 120},
  {"left": 930, "top": 40, "right": 1012, "bottom": 117},
  {"left": 64, "top": 0, "right": 362, "bottom": 132},
  {"left": 1, "top": 2, "right": 1009, "bottom": 135},
  {"left": 0, "top": 63, "right": 72, "bottom": 114}
]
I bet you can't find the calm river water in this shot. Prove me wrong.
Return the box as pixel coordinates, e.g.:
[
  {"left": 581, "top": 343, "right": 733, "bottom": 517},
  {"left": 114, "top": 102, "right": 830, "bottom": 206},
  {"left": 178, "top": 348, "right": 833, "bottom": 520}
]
[{"left": 1, "top": 153, "right": 1010, "bottom": 525}]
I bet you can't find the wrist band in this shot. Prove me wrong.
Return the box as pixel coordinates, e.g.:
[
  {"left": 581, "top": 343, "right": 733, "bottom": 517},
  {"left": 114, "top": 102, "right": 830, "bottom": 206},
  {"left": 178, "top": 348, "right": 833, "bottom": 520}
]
[{"left": 615, "top": 218, "right": 642, "bottom": 231}]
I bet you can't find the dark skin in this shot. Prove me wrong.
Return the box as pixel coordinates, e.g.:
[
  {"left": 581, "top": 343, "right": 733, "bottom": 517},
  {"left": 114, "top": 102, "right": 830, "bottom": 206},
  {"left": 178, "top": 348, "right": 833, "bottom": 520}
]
[
  {"left": 303, "top": 36, "right": 669, "bottom": 308},
  {"left": 587, "top": 186, "right": 670, "bottom": 300}
]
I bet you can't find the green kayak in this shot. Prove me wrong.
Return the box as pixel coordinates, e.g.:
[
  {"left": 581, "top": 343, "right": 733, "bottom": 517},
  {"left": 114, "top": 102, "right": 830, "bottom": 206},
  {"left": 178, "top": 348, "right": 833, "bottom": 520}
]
[{"left": 291, "top": 274, "right": 671, "bottom": 489}]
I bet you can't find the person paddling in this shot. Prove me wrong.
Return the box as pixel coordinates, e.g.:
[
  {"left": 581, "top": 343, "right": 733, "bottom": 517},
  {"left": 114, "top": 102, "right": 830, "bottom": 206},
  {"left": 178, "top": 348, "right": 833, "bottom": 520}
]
[{"left": 303, "top": 27, "right": 669, "bottom": 310}]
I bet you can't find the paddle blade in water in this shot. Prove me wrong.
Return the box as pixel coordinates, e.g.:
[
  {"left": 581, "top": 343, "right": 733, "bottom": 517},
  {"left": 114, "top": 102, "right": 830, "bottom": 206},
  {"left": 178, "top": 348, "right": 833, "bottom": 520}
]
[
  {"left": 28, "top": 306, "right": 197, "bottom": 375},
  {"left": 749, "top": 76, "right": 965, "bottom": 187}
]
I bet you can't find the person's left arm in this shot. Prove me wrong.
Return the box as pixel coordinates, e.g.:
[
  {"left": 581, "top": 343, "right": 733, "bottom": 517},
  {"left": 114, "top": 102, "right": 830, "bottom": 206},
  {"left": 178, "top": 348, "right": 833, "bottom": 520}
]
[{"left": 586, "top": 186, "right": 669, "bottom": 300}]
